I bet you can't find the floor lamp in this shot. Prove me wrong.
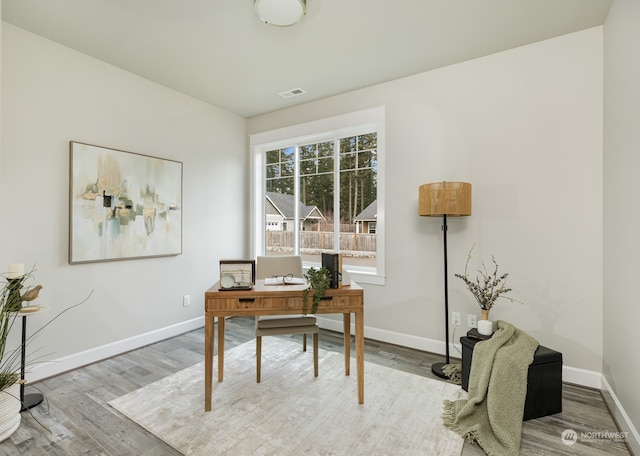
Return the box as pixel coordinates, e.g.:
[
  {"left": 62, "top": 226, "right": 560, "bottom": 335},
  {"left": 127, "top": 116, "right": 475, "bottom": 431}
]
[{"left": 418, "top": 181, "right": 472, "bottom": 379}]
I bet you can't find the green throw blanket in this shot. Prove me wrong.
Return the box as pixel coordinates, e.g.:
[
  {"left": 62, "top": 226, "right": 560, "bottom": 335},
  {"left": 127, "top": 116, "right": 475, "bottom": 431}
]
[{"left": 442, "top": 321, "right": 538, "bottom": 456}]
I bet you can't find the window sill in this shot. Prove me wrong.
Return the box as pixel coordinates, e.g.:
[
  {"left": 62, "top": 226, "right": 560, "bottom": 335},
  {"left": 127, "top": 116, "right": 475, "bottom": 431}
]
[
  {"left": 302, "top": 264, "right": 385, "bottom": 286},
  {"left": 348, "top": 271, "right": 385, "bottom": 286}
]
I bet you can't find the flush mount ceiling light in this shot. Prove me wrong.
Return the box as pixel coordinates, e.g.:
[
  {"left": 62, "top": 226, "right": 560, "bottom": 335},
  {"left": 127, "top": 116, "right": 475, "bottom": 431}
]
[{"left": 255, "top": 0, "right": 306, "bottom": 27}]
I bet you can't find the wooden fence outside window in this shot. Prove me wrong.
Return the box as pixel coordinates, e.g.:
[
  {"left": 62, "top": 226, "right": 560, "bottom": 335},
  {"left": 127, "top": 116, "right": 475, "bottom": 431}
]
[{"left": 266, "top": 231, "right": 376, "bottom": 257}]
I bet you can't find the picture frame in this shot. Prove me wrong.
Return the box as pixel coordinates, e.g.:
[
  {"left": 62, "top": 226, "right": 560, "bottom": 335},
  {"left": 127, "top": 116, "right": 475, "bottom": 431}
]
[
  {"left": 219, "top": 260, "right": 255, "bottom": 290},
  {"left": 69, "top": 141, "right": 183, "bottom": 264}
]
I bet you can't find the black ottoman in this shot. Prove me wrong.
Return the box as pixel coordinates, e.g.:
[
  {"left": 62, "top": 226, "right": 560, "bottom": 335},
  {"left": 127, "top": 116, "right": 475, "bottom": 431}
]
[{"left": 460, "top": 336, "right": 563, "bottom": 421}]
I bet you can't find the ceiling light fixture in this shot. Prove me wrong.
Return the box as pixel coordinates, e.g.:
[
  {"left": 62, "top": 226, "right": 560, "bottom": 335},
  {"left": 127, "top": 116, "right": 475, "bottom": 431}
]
[{"left": 255, "top": 0, "right": 306, "bottom": 27}]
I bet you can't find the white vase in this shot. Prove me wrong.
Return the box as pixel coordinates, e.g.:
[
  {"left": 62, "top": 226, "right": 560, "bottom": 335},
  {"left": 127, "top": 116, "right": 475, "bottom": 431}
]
[
  {"left": 0, "top": 382, "right": 21, "bottom": 443},
  {"left": 478, "top": 319, "right": 493, "bottom": 336}
]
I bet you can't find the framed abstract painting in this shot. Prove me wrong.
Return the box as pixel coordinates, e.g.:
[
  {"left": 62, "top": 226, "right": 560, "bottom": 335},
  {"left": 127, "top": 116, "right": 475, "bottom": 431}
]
[{"left": 69, "top": 141, "right": 183, "bottom": 264}]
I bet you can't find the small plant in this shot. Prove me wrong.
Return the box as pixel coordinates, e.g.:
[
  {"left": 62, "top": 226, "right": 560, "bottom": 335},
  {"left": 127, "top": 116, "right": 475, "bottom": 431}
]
[
  {"left": 454, "top": 246, "right": 521, "bottom": 311},
  {"left": 0, "top": 265, "right": 91, "bottom": 438},
  {"left": 1, "top": 266, "right": 91, "bottom": 392},
  {"left": 0, "top": 266, "right": 40, "bottom": 391},
  {"left": 302, "top": 267, "right": 331, "bottom": 315}
]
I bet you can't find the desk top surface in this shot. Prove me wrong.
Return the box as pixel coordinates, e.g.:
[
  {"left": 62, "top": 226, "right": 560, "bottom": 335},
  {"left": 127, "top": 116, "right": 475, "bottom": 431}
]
[{"left": 205, "top": 279, "right": 363, "bottom": 297}]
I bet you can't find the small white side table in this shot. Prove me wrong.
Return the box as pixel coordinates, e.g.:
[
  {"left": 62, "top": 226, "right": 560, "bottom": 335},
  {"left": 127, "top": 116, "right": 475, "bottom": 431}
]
[{"left": 17, "top": 306, "right": 50, "bottom": 412}]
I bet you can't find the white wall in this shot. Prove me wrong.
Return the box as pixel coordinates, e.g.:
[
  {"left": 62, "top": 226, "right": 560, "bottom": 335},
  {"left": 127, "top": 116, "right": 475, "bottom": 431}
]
[
  {"left": 0, "top": 9, "right": 3, "bottom": 216},
  {"left": 1, "top": 23, "right": 247, "bottom": 378},
  {"left": 603, "top": 0, "right": 640, "bottom": 449},
  {"left": 249, "top": 28, "right": 604, "bottom": 381}
]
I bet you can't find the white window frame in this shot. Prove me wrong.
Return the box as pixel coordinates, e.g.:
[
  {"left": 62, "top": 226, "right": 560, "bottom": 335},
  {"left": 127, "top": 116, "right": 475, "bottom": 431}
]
[{"left": 249, "top": 107, "right": 386, "bottom": 285}]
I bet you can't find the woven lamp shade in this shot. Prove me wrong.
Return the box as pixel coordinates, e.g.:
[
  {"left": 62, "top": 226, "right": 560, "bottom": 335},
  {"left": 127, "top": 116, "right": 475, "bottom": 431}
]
[{"left": 418, "top": 181, "right": 472, "bottom": 217}]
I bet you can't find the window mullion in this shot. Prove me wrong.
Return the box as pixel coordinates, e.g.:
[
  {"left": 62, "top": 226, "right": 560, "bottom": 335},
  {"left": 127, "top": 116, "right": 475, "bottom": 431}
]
[
  {"left": 333, "top": 136, "right": 340, "bottom": 252},
  {"left": 293, "top": 145, "right": 301, "bottom": 254}
]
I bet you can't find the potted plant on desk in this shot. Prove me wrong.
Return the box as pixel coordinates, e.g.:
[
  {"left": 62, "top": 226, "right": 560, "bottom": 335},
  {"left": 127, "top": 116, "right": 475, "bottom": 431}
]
[{"left": 302, "top": 267, "right": 331, "bottom": 315}]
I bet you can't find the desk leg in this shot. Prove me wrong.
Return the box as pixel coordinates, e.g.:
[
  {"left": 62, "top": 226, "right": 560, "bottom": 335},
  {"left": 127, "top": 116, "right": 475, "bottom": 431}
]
[
  {"left": 204, "top": 313, "right": 214, "bottom": 412},
  {"left": 217, "top": 316, "right": 225, "bottom": 382},
  {"left": 355, "top": 309, "right": 364, "bottom": 404},
  {"left": 343, "top": 313, "right": 351, "bottom": 376}
]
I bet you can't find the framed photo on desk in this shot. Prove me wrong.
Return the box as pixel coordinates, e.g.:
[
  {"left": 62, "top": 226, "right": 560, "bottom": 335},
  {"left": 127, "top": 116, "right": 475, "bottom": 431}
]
[{"left": 219, "top": 260, "right": 255, "bottom": 290}]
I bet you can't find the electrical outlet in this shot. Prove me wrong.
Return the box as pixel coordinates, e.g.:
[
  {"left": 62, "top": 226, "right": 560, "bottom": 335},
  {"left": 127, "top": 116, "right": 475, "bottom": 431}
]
[
  {"left": 183, "top": 295, "right": 191, "bottom": 307},
  {"left": 452, "top": 312, "right": 461, "bottom": 326},
  {"left": 468, "top": 314, "right": 477, "bottom": 328}
]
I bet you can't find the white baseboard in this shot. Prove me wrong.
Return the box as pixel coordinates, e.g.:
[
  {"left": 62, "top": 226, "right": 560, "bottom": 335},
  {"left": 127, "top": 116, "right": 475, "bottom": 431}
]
[
  {"left": 562, "top": 365, "right": 603, "bottom": 389},
  {"left": 316, "top": 316, "right": 466, "bottom": 357},
  {"left": 316, "top": 316, "right": 603, "bottom": 388},
  {"left": 602, "top": 376, "right": 640, "bottom": 455},
  {"left": 27, "top": 316, "right": 205, "bottom": 383},
  {"left": 29, "top": 314, "right": 606, "bottom": 391}
]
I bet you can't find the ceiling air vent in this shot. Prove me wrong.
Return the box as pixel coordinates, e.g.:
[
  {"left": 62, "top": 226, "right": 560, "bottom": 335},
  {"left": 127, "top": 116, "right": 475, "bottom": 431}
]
[{"left": 279, "top": 88, "right": 306, "bottom": 99}]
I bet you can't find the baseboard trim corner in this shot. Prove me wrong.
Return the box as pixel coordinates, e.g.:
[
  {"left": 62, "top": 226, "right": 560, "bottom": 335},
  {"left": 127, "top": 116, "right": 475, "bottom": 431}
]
[{"left": 601, "top": 376, "right": 640, "bottom": 455}]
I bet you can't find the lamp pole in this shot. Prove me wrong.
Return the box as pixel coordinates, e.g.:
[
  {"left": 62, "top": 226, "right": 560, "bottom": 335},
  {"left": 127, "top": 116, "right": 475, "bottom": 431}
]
[{"left": 431, "top": 214, "right": 451, "bottom": 379}]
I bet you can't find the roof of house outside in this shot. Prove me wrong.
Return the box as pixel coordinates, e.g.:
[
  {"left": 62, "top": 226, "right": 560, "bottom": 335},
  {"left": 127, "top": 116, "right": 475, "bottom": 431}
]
[
  {"left": 266, "top": 192, "right": 325, "bottom": 221},
  {"left": 354, "top": 200, "right": 377, "bottom": 222}
]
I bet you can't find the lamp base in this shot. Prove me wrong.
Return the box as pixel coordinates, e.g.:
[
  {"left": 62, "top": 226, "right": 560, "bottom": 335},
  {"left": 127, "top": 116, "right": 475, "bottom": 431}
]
[
  {"left": 20, "top": 393, "right": 43, "bottom": 412},
  {"left": 431, "top": 362, "right": 451, "bottom": 380}
]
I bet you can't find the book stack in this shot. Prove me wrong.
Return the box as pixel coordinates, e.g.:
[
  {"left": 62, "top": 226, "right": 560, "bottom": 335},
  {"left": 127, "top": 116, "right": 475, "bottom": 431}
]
[
  {"left": 321, "top": 252, "right": 342, "bottom": 288},
  {"left": 466, "top": 328, "right": 492, "bottom": 340}
]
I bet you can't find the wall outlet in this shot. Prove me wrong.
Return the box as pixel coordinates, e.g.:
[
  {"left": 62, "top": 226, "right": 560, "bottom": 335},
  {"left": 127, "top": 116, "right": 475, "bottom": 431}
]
[
  {"left": 452, "top": 312, "right": 461, "bottom": 326},
  {"left": 183, "top": 294, "right": 191, "bottom": 307},
  {"left": 468, "top": 314, "right": 477, "bottom": 328}
]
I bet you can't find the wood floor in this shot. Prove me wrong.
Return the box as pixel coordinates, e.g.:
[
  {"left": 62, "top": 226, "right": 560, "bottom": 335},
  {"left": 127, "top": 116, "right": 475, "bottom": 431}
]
[{"left": 0, "top": 317, "right": 632, "bottom": 456}]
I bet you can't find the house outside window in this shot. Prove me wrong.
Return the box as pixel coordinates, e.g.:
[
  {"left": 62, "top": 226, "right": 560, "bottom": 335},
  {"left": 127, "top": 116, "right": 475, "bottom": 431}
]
[{"left": 250, "top": 108, "right": 385, "bottom": 284}]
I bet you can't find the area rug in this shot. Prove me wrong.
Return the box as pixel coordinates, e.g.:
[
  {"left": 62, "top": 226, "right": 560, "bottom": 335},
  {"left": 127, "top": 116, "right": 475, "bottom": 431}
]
[{"left": 109, "top": 338, "right": 465, "bottom": 456}]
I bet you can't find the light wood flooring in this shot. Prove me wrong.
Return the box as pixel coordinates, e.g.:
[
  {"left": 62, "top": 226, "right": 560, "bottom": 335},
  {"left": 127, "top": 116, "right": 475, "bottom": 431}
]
[{"left": 0, "top": 317, "right": 632, "bottom": 455}]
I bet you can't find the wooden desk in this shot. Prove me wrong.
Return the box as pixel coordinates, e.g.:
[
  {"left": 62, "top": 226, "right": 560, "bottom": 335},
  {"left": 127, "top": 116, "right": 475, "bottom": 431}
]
[{"left": 204, "top": 280, "right": 364, "bottom": 411}]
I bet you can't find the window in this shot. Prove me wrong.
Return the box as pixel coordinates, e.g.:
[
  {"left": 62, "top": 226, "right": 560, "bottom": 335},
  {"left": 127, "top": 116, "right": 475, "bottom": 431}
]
[{"left": 250, "top": 107, "right": 385, "bottom": 284}]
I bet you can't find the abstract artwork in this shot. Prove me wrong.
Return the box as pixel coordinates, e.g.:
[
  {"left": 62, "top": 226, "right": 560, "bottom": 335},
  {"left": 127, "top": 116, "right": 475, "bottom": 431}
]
[{"left": 69, "top": 141, "right": 182, "bottom": 263}]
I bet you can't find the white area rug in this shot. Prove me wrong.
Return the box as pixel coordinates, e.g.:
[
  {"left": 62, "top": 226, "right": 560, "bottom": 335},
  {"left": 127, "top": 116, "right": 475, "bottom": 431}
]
[{"left": 109, "top": 338, "right": 465, "bottom": 456}]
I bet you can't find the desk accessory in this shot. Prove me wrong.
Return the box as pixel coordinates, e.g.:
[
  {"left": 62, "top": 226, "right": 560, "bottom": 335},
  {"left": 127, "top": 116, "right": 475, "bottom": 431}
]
[
  {"left": 321, "top": 252, "right": 342, "bottom": 288},
  {"left": 219, "top": 260, "right": 255, "bottom": 290}
]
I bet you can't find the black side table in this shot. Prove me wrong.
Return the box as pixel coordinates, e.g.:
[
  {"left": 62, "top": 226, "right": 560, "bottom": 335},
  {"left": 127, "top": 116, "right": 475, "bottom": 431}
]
[
  {"left": 17, "top": 307, "right": 47, "bottom": 412},
  {"left": 460, "top": 335, "right": 563, "bottom": 420}
]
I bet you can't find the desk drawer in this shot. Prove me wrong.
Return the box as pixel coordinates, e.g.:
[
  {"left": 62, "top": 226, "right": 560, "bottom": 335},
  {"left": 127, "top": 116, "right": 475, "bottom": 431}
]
[
  {"left": 314, "top": 295, "right": 360, "bottom": 309},
  {"left": 209, "top": 297, "right": 286, "bottom": 311}
]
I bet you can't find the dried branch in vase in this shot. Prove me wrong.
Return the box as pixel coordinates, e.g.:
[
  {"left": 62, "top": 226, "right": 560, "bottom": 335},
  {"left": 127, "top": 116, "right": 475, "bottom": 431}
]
[{"left": 454, "top": 246, "right": 523, "bottom": 311}]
